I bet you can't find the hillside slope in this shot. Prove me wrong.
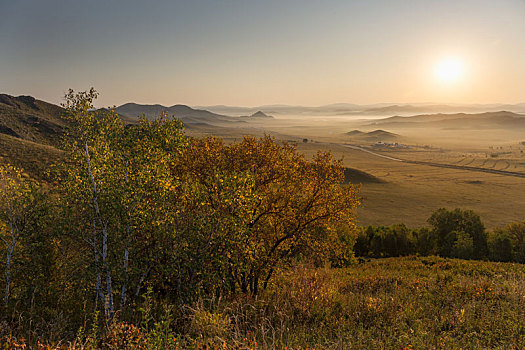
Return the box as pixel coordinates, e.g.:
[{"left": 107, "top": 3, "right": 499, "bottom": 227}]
[
  {"left": 0, "top": 94, "right": 66, "bottom": 179},
  {"left": 0, "top": 94, "right": 66, "bottom": 145}
]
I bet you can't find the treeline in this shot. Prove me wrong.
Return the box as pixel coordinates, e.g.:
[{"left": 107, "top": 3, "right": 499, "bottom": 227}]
[
  {"left": 0, "top": 89, "right": 359, "bottom": 340},
  {"left": 355, "top": 208, "right": 525, "bottom": 263}
]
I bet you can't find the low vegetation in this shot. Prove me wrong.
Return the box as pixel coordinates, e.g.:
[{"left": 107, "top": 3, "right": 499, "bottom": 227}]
[{"left": 1, "top": 257, "right": 524, "bottom": 349}]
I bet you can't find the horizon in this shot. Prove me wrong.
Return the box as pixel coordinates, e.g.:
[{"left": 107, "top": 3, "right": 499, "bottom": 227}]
[
  {"left": 2, "top": 92, "right": 525, "bottom": 111},
  {"left": 1, "top": 0, "right": 524, "bottom": 107}
]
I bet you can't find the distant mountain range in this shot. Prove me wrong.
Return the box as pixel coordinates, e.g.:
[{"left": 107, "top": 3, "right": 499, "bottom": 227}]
[
  {"left": 369, "top": 111, "right": 525, "bottom": 129},
  {"left": 198, "top": 103, "right": 525, "bottom": 117},
  {"left": 114, "top": 103, "right": 245, "bottom": 126}
]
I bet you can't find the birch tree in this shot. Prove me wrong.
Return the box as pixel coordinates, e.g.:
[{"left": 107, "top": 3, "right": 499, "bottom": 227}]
[
  {"left": 60, "top": 89, "right": 187, "bottom": 323},
  {"left": 0, "top": 165, "right": 34, "bottom": 305}
]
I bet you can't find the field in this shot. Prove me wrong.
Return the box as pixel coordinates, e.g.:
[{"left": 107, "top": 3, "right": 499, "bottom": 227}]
[
  {"left": 5, "top": 256, "right": 522, "bottom": 349},
  {"left": 255, "top": 256, "right": 525, "bottom": 349},
  {"left": 296, "top": 142, "right": 525, "bottom": 229},
  {"left": 190, "top": 257, "right": 525, "bottom": 349}
]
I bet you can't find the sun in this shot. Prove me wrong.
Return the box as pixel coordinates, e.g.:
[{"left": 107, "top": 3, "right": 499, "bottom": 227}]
[{"left": 434, "top": 57, "right": 464, "bottom": 83}]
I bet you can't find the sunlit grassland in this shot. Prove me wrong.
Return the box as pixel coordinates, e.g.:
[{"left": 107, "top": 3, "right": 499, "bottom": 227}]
[
  {"left": 6, "top": 256, "right": 521, "bottom": 349},
  {"left": 262, "top": 256, "right": 524, "bottom": 349},
  {"left": 295, "top": 142, "right": 525, "bottom": 229}
]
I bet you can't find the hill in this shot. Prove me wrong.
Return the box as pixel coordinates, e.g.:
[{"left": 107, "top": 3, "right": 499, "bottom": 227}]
[
  {"left": 343, "top": 167, "right": 386, "bottom": 184},
  {"left": 346, "top": 130, "right": 365, "bottom": 136},
  {"left": 0, "top": 94, "right": 67, "bottom": 179},
  {"left": 240, "top": 110, "right": 274, "bottom": 119},
  {"left": 114, "top": 102, "right": 244, "bottom": 126},
  {"left": 0, "top": 94, "right": 66, "bottom": 146},
  {"left": 346, "top": 129, "right": 399, "bottom": 141},
  {"left": 372, "top": 111, "right": 525, "bottom": 129}
]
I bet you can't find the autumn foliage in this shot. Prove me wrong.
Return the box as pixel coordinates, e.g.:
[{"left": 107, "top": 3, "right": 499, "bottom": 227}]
[
  {"left": 171, "top": 136, "right": 360, "bottom": 296},
  {"left": 0, "top": 89, "right": 360, "bottom": 344}
]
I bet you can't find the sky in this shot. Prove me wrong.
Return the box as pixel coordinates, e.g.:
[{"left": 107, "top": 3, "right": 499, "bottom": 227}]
[{"left": 1, "top": 0, "right": 524, "bottom": 107}]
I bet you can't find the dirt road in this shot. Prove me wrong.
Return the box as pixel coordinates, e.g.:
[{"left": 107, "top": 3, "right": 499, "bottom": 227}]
[{"left": 343, "top": 144, "right": 525, "bottom": 179}]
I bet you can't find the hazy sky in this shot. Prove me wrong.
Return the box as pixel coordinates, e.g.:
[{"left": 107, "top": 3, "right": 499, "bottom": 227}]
[{"left": 1, "top": 0, "right": 524, "bottom": 107}]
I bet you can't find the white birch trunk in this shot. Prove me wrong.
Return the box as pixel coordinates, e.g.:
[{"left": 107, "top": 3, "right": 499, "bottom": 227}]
[
  {"left": 120, "top": 245, "right": 129, "bottom": 309},
  {"left": 93, "top": 219, "right": 102, "bottom": 311},
  {"left": 120, "top": 164, "right": 131, "bottom": 313},
  {"left": 85, "top": 142, "right": 114, "bottom": 322}
]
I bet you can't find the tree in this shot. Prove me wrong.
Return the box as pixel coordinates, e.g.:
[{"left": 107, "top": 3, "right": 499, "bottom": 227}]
[
  {"left": 491, "top": 222, "right": 525, "bottom": 263},
  {"left": 428, "top": 208, "right": 487, "bottom": 259},
  {"left": 451, "top": 231, "right": 474, "bottom": 259},
  {"left": 414, "top": 227, "right": 437, "bottom": 256},
  {"left": 59, "top": 89, "right": 187, "bottom": 322},
  {"left": 353, "top": 229, "right": 370, "bottom": 257},
  {"left": 170, "top": 135, "right": 360, "bottom": 296},
  {"left": 503, "top": 222, "right": 525, "bottom": 263},
  {"left": 487, "top": 229, "right": 513, "bottom": 262},
  {"left": 355, "top": 224, "right": 416, "bottom": 258},
  {"left": 0, "top": 165, "right": 36, "bottom": 305}
]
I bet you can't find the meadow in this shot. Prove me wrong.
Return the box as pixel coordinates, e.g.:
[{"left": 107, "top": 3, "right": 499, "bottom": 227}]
[
  {"left": 3, "top": 256, "right": 523, "bottom": 349},
  {"left": 297, "top": 142, "right": 525, "bottom": 229}
]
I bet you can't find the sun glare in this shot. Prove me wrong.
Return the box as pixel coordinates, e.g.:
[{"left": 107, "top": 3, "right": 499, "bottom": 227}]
[{"left": 435, "top": 58, "right": 464, "bottom": 83}]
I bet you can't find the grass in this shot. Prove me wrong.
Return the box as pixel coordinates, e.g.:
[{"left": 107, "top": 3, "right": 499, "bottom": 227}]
[
  {"left": 296, "top": 142, "right": 525, "bottom": 229},
  {"left": 0, "top": 133, "right": 63, "bottom": 181},
  {"left": 252, "top": 256, "right": 525, "bottom": 349},
  {"left": 2, "top": 256, "right": 523, "bottom": 349}
]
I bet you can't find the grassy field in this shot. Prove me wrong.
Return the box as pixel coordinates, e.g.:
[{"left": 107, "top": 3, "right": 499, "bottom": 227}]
[
  {"left": 186, "top": 257, "right": 525, "bottom": 349},
  {"left": 5, "top": 256, "right": 521, "bottom": 349},
  {"left": 256, "top": 256, "right": 525, "bottom": 349},
  {"left": 294, "top": 141, "right": 525, "bottom": 229}
]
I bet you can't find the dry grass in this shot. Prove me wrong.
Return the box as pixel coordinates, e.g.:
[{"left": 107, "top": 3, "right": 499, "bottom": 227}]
[
  {"left": 4, "top": 257, "right": 522, "bottom": 349},
  {"left": 294, "top": 142, "right": 525, "bottom": 229}
]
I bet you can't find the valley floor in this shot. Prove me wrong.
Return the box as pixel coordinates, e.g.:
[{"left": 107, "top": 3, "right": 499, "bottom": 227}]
[{"left": 296, "top": 142, "right": 525, "bottom": 228}]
